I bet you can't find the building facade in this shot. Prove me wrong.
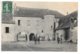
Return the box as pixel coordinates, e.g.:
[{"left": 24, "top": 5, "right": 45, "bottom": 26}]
[
  {"left": 2, "top": 7, "right": 64, "bottom": 42},
  {"left": 55, "top": 11, "right": 77, "bottom": 43}
]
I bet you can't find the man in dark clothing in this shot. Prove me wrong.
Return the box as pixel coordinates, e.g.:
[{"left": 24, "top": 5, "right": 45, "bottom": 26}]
[
  {"left": 16, "top": 34, "right": 18, "bottom": 41},
  {"left": 34, "top": 36, "right": 37, "bottom": 44},
  {"left": 38, "top": 36, "right": 40, "bottom": 44},
  {"left": 57, "top": 36, "right": 60, "bottom": 44},
  {"left": 60, "top": 35, "right": 62, "bottom": 44}
]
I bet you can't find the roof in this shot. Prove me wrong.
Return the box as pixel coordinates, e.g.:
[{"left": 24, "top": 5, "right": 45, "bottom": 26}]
[
  {"left": 14, "top": 7, "right": 64, "bottom": 18},
  {"left": 56, "top": 11, "right": 78, "bottom": 30},
  {"left": 2, "top": 7, "right": 64, "bottom": 24}
]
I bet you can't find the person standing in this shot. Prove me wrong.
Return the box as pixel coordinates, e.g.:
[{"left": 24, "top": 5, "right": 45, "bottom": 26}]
[
  {"left": 57, "top": 36, "right": 60, "bottom": 44},
  {"left": 16, "top": 33, "right": 18, "bottom": 41},
  {"left": 34, "top": 34, "right": 38, "bottom": 44},
  {"left": 38, "top": 36, "right": 40, "bottom": 44},
  {"left": 60, "top": 35, "right": 63, "bottom": 44},
  {"left": 34, "top": 36, "right": 36, "bottom": 44},
  {"left": 57, "top": 33, "right": 60, "bottom": 44}
]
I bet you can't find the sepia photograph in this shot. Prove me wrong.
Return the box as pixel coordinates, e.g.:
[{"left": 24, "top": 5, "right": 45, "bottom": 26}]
[{"left": 1, "top": 1, "right": 78, "bottom": 51}]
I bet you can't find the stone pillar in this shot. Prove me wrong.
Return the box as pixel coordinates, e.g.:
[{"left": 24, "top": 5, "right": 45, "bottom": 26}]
[{"left": 26, "top": 32, "right": 30, "bottom": 45}]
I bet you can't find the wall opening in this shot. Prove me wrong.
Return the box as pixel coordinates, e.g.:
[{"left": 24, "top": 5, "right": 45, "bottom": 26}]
[
  {"left": 18, "top": 20, "right": 20, "bottom": 26},
  {"left": 64, "top": 28, "right": 70, "bottom": 40},
  {"left": 5, "top": 27, "right": 9, "bottom": 33},
  {"left": 29, "top": 33, "right": 35, "bottom": 41}
]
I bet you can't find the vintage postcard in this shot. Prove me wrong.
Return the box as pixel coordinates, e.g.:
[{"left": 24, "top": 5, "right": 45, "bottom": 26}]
[{"left": 1, "top": 1, "right": 78, "bottom": 51}]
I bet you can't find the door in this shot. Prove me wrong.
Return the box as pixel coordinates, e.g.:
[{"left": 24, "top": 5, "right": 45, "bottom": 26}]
[{"left": 64, "top": 28, "right": 70, "bottom": 40}]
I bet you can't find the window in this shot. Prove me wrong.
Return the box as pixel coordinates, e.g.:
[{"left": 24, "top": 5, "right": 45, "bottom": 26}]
[
  {"left": 5, "top": 27, "right": 9, "bottom": 33},
  {"left": 18, "top": 20, "right": 20, "bottom": 26}
]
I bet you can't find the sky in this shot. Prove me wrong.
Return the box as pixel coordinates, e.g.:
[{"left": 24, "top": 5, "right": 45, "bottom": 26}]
[{"left": 14, "top": 2, "right": 78, "bottom": 15}]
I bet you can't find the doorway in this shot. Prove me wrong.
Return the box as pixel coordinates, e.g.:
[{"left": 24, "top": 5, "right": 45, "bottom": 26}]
[
  {"left": 29, "top": 33, "right": 35, "bottom": 41},
  {"left": 64, "top": 28, "right": 70, "bottom": 40}
]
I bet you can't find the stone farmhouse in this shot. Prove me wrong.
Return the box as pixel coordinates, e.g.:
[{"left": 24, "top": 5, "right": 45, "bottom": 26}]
[
  {"left": 2, "top": 2, "right": 77, "bottom": 43},
  {"left": 2, "top": 6, "right": 64, "bottom": 42}
]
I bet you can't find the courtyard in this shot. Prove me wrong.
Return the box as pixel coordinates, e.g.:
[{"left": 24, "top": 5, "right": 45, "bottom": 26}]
[{"left": 1, "top": 41, "right": 77, "bottom": 51}]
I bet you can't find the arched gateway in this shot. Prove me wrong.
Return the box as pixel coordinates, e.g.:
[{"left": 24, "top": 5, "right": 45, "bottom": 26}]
[
  {"left": 16, "top": 32, "right": 27, "bottom": 41},
  {"left": 29, "top": 33, "right": 35, "bottom": 41}
]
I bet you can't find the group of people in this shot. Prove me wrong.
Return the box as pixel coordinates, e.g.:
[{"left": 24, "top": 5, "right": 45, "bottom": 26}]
[
  {"left": 16, "top": 32, "right": 64, "bottom": 44},
  {"left": 34, "top": 35, "right": 40, "bottom": 44}
]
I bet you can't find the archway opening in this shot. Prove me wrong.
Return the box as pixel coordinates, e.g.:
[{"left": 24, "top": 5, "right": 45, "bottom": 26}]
[
  {"left": 17, "top": 32, "right": 27, "bottom": 41},
  {"left": 29, "top": 33, "right": 35, "bottom": 41}
]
